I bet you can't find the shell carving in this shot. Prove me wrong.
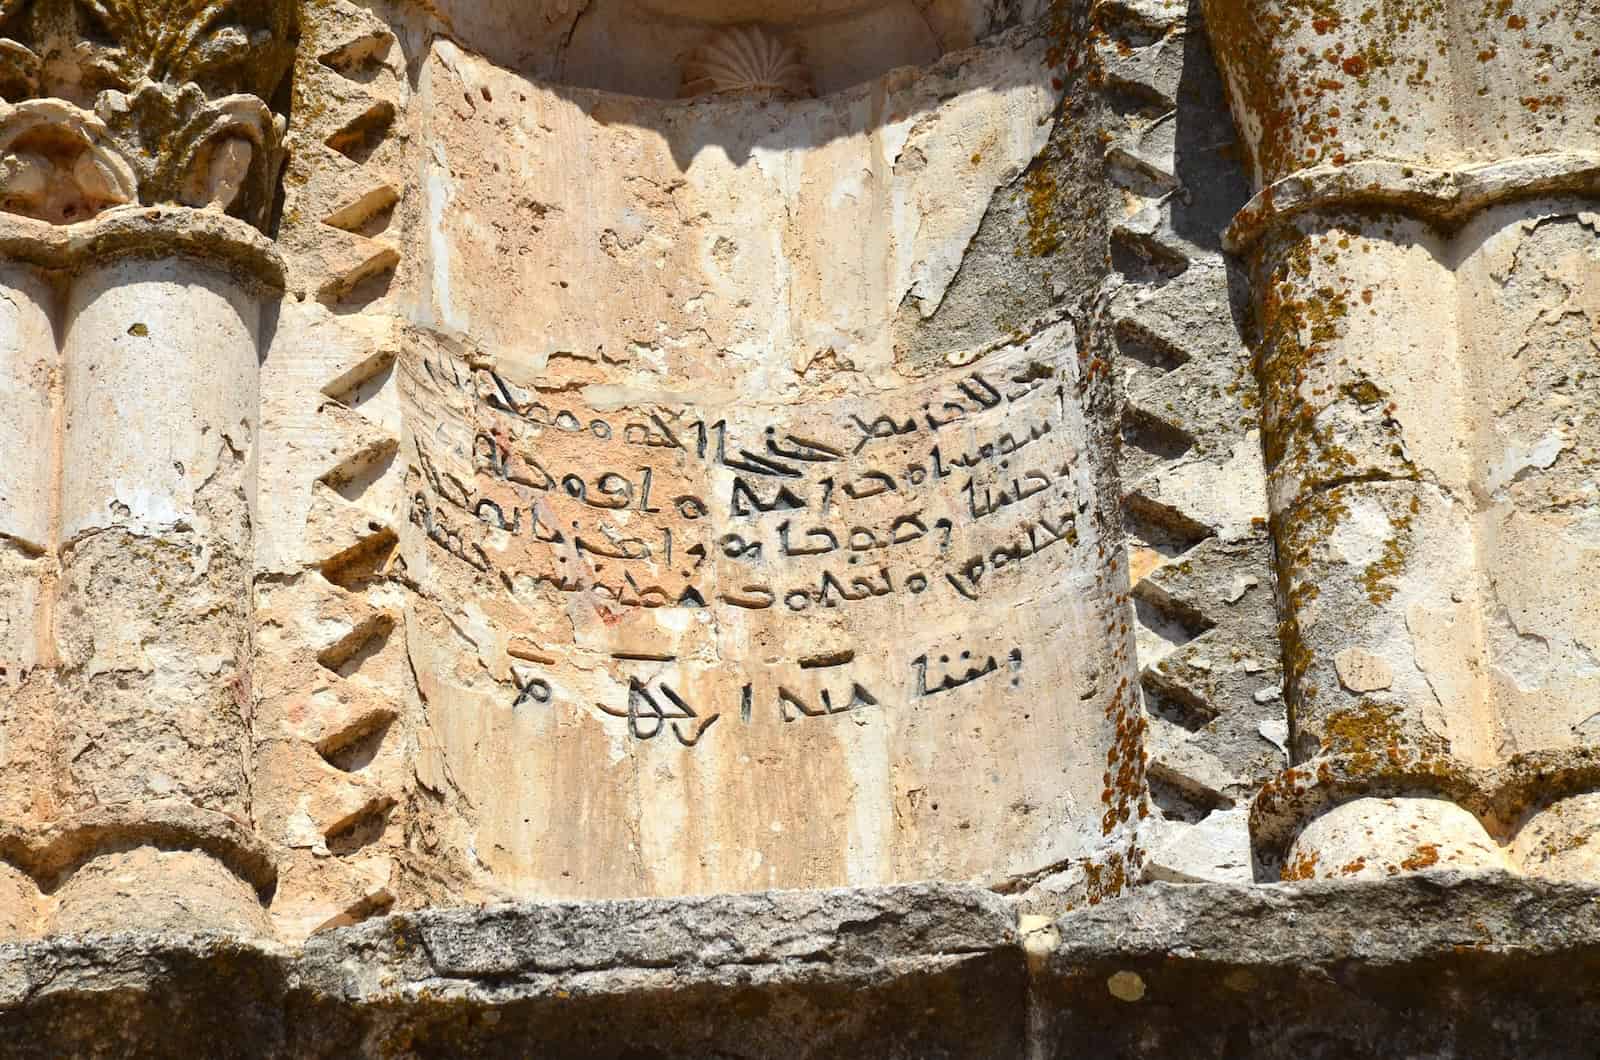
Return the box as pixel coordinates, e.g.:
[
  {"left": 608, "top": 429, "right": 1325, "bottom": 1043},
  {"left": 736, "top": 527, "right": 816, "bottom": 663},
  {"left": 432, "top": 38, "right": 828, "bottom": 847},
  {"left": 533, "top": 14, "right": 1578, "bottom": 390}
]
[{"left": 679, "top": 25, "right": 814, "bottom": 100}]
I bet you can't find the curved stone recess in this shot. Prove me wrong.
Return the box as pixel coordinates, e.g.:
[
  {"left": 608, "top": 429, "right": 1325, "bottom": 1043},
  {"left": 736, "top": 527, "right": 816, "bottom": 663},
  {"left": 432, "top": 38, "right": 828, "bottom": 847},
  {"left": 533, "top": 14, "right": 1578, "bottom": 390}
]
[
  {"left": 426, "top": 0, "right": 1026, "bottom": 98},
  {"left": 678, "top": 24, "right": 815, "bottom": 98},
  {"left": 635, "top": 0, "right": 884, "bottom": 19},
  {"left": 563, "top": 3, "right": 941, "bottom": 98},
  {"left": 425, "top": 0, "right": 1017, "bottom": 95},
  {"left": 403, "top": 17, "right": 1132, "bottom": 901}
]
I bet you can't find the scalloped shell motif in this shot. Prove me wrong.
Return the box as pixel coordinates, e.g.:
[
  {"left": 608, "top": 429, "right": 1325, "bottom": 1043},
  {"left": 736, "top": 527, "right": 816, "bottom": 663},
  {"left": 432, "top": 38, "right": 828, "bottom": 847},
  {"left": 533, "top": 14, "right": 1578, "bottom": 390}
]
[{"left": 679, "top": 25, "right": 814, "bottom": 100}]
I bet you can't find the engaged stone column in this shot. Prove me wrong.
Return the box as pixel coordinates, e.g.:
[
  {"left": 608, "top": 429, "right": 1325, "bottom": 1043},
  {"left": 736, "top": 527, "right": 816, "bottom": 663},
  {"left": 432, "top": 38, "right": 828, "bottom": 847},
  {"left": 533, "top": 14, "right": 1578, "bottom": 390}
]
[
  {"left": 0, "top": 261, "right": 54, "bottom": 562},
  {"left": 0, "top": 213, "right": 284, "bottom": 937},
  {"left": 1203, "top": 0, "right": 1600, "bottom": 878},
  {"left": 0, "top": 260, "right": 56, "bottom": 938},
  {"left": 0, "top": 259, "right": 55, "bottom": 686},
  {"left": 0, "top": 0, "right": 293, "bottom": 935},
  {"left": 0, "top": 212, "right": 285, "bottom": 937},
  {"left": 46, "top": 226, "right": 281, "bottom": 935}
]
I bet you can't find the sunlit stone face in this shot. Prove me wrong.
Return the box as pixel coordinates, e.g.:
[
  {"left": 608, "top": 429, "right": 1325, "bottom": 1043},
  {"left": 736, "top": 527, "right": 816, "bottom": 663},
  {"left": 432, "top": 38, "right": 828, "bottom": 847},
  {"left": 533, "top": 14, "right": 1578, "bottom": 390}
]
[{"left": 401, "top": 15, "right": 1135, "bottom": 903}]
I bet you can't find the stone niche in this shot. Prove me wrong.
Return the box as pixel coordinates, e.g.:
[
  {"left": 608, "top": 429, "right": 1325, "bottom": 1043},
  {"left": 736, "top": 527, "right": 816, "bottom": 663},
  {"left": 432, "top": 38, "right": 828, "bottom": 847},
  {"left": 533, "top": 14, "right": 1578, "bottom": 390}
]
[
  {"left": 563, "top": 0, "right": 1011, "bottom": 98},
  {"left": 421, "top": 0, "right": 1047, "bottom": 97},
  {"left": 399, "top": 2, "right": 1137, "bottom": 900}
]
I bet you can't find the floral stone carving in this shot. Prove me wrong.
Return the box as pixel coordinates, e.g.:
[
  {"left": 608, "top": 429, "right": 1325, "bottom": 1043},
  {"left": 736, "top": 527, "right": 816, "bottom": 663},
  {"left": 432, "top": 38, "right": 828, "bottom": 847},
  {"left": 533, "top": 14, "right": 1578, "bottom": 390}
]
[{"left": 0, "top": 0, "right": 295, "bottom": 228}]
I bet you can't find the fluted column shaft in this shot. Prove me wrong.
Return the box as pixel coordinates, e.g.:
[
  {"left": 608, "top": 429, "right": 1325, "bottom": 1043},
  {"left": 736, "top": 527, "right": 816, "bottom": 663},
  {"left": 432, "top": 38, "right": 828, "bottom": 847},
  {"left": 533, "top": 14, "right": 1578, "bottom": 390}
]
[
  {"left": 0, "top": 213, "right": 282, "bottom": 936},
  {"left": 1204, "top": 0, "right": 1600, "bottom": 878}
]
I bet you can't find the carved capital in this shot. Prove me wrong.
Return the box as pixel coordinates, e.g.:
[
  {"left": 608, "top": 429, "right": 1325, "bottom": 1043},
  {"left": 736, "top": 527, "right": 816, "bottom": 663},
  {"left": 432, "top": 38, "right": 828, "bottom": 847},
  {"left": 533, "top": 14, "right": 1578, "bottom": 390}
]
[{"left": 0, "top": 0, "right": 295, "bottom": 229}]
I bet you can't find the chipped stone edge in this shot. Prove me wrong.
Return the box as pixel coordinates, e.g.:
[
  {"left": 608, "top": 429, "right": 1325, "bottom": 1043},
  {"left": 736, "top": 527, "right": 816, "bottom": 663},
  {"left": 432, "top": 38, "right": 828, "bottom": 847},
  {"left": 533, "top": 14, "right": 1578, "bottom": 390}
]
[
  {"left": 1045, "top": 870, "right": 1600, "bottom": 973},
  {"left": 0, "top": 205, "right": 286, "bottom": 291},
  {"left": 0, "top": 883, "right": 1018, "bottom": 1010},
  {"left": 1223, "top": 151, "right": 1600, "bottom": 252},
  {"left": 4, "top": 874, "right": 1600, "bottom": 1016}
]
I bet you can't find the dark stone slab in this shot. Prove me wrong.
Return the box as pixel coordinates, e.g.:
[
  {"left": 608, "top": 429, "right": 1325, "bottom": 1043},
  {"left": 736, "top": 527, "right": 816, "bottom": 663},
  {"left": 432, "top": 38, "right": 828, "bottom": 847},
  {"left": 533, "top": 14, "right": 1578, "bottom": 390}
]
[
  {"left": 1038, "top": 871, "right": 1600, "bottom": 1059},
  {"left": 6, "top": 874, "right": 1600, "bottom": 1057}
]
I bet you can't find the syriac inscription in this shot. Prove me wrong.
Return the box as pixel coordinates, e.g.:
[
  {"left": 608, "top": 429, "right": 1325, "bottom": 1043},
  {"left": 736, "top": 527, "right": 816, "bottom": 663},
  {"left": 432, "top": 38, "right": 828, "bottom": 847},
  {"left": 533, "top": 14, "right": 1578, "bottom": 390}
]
[{"left": 404, "top": 323, "right": 1094, "bottom": 755}]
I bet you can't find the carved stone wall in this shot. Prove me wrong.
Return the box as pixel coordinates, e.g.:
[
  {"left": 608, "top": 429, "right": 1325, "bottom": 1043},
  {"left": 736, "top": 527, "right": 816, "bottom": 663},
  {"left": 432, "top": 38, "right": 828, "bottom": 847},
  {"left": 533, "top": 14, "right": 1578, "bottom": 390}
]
[
  {"left": 249, "top": 0, "right": 1144, "bottom": 933},
  {"left": 0, "top": 6, "right": 1597, "bottom": 1054},
  {"left": 1091, "top": 0, "right": 1278, "bottom": 884},
  {"left": 397, "top": 5, "right": 1139, "bottom": 902}
]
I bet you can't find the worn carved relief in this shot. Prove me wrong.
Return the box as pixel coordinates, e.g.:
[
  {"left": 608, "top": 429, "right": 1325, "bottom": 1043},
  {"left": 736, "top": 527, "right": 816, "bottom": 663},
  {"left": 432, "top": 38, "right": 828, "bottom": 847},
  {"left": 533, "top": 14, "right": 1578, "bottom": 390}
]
[
  {"left": 0, "top": 100, "right": 133, "bottom": 222},
  {"left": 0, "top": 0, "right": 294, "bottom": 940},
  {"left": 679, "top": 25, "right": 814, "bottom": 99},
  {"left": 0, "top": 0, "right": 293, "bottom": 226},
  {"left": 0, "top": 0, "right": 1594, "bottom": 1032}
]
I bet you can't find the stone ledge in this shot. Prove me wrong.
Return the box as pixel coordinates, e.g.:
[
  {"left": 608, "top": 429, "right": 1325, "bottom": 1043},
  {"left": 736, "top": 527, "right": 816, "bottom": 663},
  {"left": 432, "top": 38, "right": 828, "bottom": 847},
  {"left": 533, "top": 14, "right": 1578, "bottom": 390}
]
[
  {"left": 1039, "top": 871, "right": 1600, "bottom": 1058},
  {"left": 1051, "top": 869, "right": 1600, "bottom": 967},
  {"left": 303, "top": 881, "right": 1014, "bottom": 986},
  {"left": 3, "top": 874, "right": 1600, "bottom": 1056},
  {"left": 0, "top": 882, "right": 1027, "bottom": 1058},
  {"left": 0, "top": 206, "right": 286, "bottom": 289}
]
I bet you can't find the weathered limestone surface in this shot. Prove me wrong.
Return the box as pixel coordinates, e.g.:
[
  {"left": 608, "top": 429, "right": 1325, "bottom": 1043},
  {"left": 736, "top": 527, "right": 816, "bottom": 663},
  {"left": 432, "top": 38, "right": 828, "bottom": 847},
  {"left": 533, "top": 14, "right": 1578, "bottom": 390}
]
[
  {"left": 5, "top": 874, "right": 1600, "bottom": 1056},
  {"left": 0, "top": 0, "right": 1597, "bottom": 1051},
  {"left": 1094, "top": 0, "right": 1277, "bottom": 885},
  {"left": 400, "top": 20, "right": 1135, "bottom": 898},
  {"left": 0, "top": 883, "right": 1031, "bottom": 1058},
  {"left": 0, "top": 0, "right": 293, "bottom": 936},
  {"left": 1037, "top": 871, "right": 1600, "bottom": 1058},
  {"left": 361, "top": 0, "right": 1147, "bottom": 912},
  {"left": 1204, "top": 0, "right": 1600, "bottom": 881},
  {"left": 0, "top": 0, "right": 1155, "bottom": 940}
]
